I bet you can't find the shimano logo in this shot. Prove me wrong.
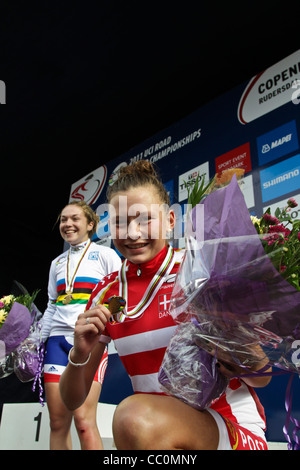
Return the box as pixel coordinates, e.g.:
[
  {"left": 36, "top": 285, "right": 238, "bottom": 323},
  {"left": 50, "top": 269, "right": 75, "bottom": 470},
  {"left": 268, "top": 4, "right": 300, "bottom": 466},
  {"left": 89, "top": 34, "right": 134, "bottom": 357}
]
[{"left": 263, "top": 169, "right": 299, "bottom": 189}]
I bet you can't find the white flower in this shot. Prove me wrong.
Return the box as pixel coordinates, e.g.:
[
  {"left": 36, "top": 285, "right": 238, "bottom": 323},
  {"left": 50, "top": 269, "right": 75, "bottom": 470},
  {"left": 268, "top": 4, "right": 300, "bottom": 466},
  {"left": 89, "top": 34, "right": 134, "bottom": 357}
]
[
  {"left": 0, "top": 309, "right": 7, "bottom": 324},
  {"left": 250, "top": 215, "right": 264, "bottom": 234},
  {"left": 250, "top": 215, "right": 260, "bottom": 225},
  {"left": 2, "top": 295, "right": 14, "bottom": 305}
]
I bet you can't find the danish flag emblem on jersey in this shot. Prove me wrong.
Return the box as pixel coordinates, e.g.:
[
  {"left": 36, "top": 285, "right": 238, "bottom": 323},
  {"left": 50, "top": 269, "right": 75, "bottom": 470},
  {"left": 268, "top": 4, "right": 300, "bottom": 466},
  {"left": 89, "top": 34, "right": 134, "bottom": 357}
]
[{"left": 158, "top": 293, "right": 171, "bottom": 312}]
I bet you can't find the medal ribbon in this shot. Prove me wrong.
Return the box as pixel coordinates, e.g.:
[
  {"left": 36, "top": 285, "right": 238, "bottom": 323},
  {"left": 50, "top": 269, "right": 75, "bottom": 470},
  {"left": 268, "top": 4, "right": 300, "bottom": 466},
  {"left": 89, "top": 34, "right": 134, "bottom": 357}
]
[
  {"left": 65, "top": 240, "right": 91, "bottom": 295},
  {"left": 117, "top": 245, "right": 175, "bottom": 322}
]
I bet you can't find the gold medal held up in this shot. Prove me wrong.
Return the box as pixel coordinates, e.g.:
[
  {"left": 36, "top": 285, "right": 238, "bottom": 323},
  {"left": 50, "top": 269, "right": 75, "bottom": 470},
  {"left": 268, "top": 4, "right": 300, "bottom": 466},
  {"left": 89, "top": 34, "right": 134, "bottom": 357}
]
[{"left": 104, "top": 296, "right": 126, "bottom": 316}]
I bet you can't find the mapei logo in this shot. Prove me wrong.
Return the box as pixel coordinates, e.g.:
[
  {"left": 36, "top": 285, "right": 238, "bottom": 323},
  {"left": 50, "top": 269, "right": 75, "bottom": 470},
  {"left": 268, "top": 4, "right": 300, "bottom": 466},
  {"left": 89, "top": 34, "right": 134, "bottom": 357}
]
[
  {"left": 261, "top": 133, "right": 293, "bottom": 154},
  {"left": 261, "top": 144, "right": 270, "bottom": 153},
  {"left": 0, "top": 80, "right": 6, "bottom": 104},
  {"left": 257, "top": 120, "right": 299, "bottom": 165}
]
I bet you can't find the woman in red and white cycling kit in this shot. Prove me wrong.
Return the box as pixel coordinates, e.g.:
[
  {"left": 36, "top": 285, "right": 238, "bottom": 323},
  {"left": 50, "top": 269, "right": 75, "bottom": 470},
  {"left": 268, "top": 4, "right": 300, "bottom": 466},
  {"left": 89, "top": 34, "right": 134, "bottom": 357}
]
[{"left": 60, "top": 162, "right": 271, "bottom": 450}]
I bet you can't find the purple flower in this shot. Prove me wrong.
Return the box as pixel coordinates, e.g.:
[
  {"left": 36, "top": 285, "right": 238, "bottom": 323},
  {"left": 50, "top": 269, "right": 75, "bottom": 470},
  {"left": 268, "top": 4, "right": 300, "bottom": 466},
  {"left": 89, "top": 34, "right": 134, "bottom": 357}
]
[{"left": 298, "top": 232, "right": 300, "bottom": 242}]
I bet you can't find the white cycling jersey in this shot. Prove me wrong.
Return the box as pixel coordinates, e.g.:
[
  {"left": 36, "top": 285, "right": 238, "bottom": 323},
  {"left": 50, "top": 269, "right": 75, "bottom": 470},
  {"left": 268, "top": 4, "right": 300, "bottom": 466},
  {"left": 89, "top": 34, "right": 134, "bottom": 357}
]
[{"left": 41, "top": 240, "right": 121, "bottom": 341}]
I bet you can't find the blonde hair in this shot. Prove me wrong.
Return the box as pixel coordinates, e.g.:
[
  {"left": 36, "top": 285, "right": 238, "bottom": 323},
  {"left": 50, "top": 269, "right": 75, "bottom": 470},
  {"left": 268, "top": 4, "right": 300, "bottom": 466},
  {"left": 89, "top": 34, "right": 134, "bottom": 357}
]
[
  {"left": 59, "top": 201, "right": 100, "bottom": 238},
  {"left": 106, "top": 160, "right": 170, "bottom": 205}
]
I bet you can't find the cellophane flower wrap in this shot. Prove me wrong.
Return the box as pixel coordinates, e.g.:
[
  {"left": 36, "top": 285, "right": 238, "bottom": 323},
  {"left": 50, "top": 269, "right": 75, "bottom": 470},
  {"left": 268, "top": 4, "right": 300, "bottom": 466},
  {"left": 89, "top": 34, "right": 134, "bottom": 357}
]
[
  {"left": 13, "top": 321, "right": 43, "bottom": 383},
  {"left": 159, "top": 172, "right": 300, "bottom": 411},
  {"left": 0, "top": 290, "right": 43, "bottom": 383}
]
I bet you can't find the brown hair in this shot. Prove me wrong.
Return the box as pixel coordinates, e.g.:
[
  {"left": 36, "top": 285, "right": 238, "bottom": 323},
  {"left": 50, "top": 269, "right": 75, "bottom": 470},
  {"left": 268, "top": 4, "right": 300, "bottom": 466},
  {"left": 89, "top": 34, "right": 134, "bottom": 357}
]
[
  {"left": 59, "top": 201, "right": 100, "bottom": 238},
  {"left": 106, "top": 160, "right": 170, "bottom": 205}
]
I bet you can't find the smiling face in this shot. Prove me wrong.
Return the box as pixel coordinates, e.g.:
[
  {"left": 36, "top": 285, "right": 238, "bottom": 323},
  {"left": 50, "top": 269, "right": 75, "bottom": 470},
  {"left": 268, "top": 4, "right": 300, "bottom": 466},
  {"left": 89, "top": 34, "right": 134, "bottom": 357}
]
[
  {"left": 59, "top": 204, "right": 94, "bottom": 245},
  {"left": 109, "top": 185, "right": 175, "bottom": 264}
]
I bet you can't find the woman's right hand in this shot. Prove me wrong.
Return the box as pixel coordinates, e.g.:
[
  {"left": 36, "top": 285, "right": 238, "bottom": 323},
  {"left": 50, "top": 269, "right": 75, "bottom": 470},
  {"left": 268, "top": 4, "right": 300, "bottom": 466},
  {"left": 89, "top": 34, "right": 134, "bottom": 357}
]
[{"left": 72, "top": 304, "right": 111, "bottom": 363}]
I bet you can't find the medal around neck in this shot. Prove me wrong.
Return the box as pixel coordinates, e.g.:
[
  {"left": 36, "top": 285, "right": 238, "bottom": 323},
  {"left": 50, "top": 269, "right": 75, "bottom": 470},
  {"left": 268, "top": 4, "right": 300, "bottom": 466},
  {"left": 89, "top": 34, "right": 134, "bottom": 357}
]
[
  {"left": 61, "top": 240, "right": 91, "bottom": 306},
  {"left": 62, "top": 292, "right": 73, "bottom": 305}
]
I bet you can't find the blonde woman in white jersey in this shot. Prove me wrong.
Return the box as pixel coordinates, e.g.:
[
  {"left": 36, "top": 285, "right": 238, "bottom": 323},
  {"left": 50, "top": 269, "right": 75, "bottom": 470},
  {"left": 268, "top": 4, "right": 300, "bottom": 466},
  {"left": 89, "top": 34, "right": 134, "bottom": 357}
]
[{"left": 42, "top": 201, "right": 121, "bottom": 449}]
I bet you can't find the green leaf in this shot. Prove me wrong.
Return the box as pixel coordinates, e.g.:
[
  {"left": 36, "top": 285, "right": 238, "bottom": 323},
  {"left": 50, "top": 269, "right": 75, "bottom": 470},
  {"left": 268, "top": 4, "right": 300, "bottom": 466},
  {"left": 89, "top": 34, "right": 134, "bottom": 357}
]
[{"left": 185, "top": 174, "right": 214, "bottom": 208}]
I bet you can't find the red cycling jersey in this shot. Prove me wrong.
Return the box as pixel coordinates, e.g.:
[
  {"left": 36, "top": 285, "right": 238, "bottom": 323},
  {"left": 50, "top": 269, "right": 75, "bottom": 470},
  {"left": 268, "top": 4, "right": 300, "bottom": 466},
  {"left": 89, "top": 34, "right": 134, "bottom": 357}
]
[{"left": 87, "top": 245, "right": 267, "bottom": 450}]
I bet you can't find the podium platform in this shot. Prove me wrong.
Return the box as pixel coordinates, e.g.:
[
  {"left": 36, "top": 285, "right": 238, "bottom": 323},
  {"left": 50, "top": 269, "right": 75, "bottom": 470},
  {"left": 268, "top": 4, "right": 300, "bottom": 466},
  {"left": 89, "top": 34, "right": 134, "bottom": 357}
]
[{"left": 0, "top": 402, "right": 116, "bottom": 450}]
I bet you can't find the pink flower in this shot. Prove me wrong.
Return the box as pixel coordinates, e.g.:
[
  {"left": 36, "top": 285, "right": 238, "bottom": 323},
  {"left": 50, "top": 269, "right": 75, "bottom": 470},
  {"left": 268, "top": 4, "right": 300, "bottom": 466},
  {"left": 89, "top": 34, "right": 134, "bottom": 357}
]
[
  {"left": 268, "top": 224, "right": 290, "bottom": 236},
  {"left": 298, "top": 232, "right": 300, "bottom": 242},
  {"left": 287, "top": 198, "right": 298, "bottom": 208},
  {"left": 263, "top": 213, "right": 279, "bottom": 225},
  {"left": 264, "top": 224, "right": 291, "bottom": 245}
]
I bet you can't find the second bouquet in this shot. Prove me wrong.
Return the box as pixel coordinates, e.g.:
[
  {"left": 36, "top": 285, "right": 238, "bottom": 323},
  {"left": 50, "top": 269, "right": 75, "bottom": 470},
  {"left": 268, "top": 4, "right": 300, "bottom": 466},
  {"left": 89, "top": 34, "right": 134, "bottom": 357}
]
[{"left": 159, "top": 171, "right": 300, "bottom": 411}]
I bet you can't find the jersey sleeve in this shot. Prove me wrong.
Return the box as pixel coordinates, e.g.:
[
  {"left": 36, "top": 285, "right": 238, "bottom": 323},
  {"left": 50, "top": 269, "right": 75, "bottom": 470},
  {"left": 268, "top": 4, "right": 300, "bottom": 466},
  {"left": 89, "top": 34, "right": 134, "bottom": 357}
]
[
  {"left": 104, "top": 247, "right": 121, "bottom": 275},
  {"left": 41, "top": 259, "right": 58, "bottom": 342},
  {"left": 85, "top": 271, "right": 119, "bottom": 343},
  {"left": 86, "top": 267, "right": 119, "bottom": 310}
]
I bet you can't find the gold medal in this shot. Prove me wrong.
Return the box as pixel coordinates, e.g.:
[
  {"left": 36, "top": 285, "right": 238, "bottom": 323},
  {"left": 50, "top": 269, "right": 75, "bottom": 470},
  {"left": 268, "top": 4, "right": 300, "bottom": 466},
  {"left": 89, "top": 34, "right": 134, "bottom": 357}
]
[
  {"left": 62, "top": 293, "right": 73, "bottom": 305},
  {"left": 104, "top": 295, "right": 126, "bottom": 317}
]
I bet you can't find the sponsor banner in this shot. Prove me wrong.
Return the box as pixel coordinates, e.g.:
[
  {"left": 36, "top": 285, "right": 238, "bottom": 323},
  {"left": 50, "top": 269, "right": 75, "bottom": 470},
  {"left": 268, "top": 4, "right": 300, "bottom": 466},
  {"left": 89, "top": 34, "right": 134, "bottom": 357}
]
[
  {"left": 238, "top": 50, "right": 300, "bottom": 124},
  {"left": 260, "top": 154, "right": 300, "bottom": 203},
  {"left": 263, "top": 192, "right": 300, "bottom": 219},
  {"left": 178, "top": 162, "right": 209, "bottom": 202},
  {"left": 215, "top": 142, "right": 252, "bottom": 174},
  {"left": 257, "top": 120, "right": 299, "bottom": 165}
]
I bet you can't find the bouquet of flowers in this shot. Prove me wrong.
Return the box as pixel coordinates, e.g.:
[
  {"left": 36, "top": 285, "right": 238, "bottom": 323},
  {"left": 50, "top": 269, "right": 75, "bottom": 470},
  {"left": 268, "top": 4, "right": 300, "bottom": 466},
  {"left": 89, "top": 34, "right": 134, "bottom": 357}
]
[
  {"left": 0, "top": 291, "right": 39, "bottom": 354},
  {"left": 251, "top": 198, "right": 299, "bottom": 292},
  {"left": 159, "top": 169, "right": 300, "bottom": 412},
  {"left": 0, "top": 289, "right": 43, "bottom": 381}
]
